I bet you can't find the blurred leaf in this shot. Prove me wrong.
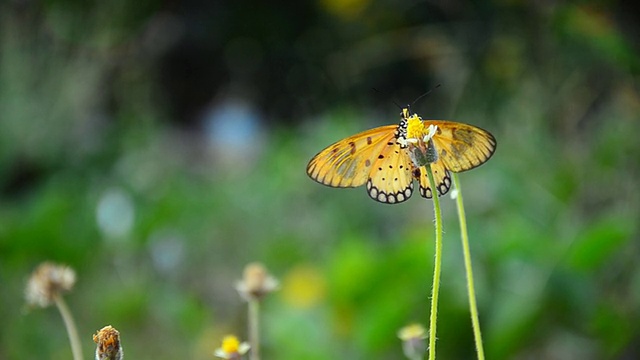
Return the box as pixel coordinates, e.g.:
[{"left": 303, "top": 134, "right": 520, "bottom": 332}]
[
  {"left": 553, "top": 5, "right": 640, "bottom": 71},
  {"left": 567, "top": 216, "right": 633, "bottom": 272},
  {"left": 591, "top": 302, "right": 634, "bottom": 356}
]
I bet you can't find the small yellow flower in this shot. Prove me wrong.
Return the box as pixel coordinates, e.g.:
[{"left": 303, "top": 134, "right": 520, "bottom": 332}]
[
  {"left": 400, "top": 114, "right": 439, "bottom": 167},
  {"left": 398, "top": 323, "right": 427, "bottom": 360},
  {"left": 406, "top": 115, "right": 426, "bottom": 141},
  {"left": 214, "top": 335, "right": 250, "bottom": 359},
  {"left": 320, "top": 0, "right": 370, "bottom": 19},
  {"left": 25, "top": 262, "right": 76, "bottom": 308},
  {"left": 398, "top": 323, "right": 427, "bottom": 340},
  {"left": 93, "top": 325, "right": 123, "bottom": 360},
  {"left": 235, "top": 263, "right": 278, "bottom": 301},
  {"left": 281, "top": 264, "right": 326, "bottom": 309},
  {"left": 406, "top": 114, "right": 438, "bottom": 142}
]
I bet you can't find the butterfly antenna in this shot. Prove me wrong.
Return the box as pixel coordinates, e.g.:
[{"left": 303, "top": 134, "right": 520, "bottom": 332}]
[
  {"left": 372, "top": 88, "right": 402, "bottom": 109},
  {"left": 411, "top": 84, "right": 442, "bottom": 107}
]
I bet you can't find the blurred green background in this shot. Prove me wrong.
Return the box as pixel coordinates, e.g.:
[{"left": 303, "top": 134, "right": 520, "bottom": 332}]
[{"left": 2, "top": 0, "right": 640, "bottom": 359}]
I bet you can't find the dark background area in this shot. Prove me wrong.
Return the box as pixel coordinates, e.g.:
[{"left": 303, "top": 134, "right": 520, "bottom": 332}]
[{"left": 1, "top": 0, "right": 640, "bottom": 359}]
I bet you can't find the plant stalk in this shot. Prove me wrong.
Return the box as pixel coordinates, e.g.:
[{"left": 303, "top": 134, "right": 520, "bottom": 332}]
[
  {"left": 248, "top": 299, "right": 260, "bottom": 360},
  {"left": 425, "top": 164, "right": 443, "bottom": 360},
  {"left": 54, "top": 294, "right": 84, "bottom": 360},
  {"left": 452, "top": 173, "right": 485, "bottom": 360}
]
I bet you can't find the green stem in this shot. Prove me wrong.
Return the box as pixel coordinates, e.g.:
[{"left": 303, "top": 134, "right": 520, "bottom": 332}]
[
  {"left": 452, "top": 173, "right": 485, "bottom": 360},
  {"left": 425, "top": 164, "right": 443, "bottom": 360},
  {"left": 248, "top": 299, "right": 260, "bottom": 360},
  {"left": 54, "top": 295, "right": 84, "bottom": 360}
]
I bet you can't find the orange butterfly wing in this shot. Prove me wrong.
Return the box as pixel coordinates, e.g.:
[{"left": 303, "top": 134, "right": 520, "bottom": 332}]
[
  {"left": 365, "top": 141, "right": 415, "bottom": 203},
  {"left": 306, "top": 125, "right": 415, "bottom": 203},
  {"left": 427, "top": 121, "right": 497, "bottom": 173},
  {"left": 411, "top": 120, "right": 494, "bottom": 198},
  {"left": 413, "top": 161, "right": 452, "bottom": 199},
  {"left": 306, "top": 125, "right": 397, "bottom": 187}
]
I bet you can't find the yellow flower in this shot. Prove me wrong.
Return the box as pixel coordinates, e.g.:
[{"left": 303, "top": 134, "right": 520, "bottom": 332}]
[
  {"left": 280, "top": 264, "right": 326, "bottom": 309},
  {"left": 398, "top": 323, "right": 427, "bottom": 340},
  {"left": 214, "top": 335, "right": 250, "bottom": 359},
  {"left": 398, "top": 323, "right": 427, "bottom": 360},
  {"left": 319, "top": 0, "right": 370, "bottom": 19}
]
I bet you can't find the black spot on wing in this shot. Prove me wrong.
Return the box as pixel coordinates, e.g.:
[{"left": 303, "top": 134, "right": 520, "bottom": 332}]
[{"left": 349, "top": 141, "right": 356, "bottom": 155}]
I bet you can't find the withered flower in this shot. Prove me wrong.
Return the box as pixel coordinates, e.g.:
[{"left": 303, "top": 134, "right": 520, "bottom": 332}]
[{"left": 93, "top": 325, "right": 124, "bottom": 360}]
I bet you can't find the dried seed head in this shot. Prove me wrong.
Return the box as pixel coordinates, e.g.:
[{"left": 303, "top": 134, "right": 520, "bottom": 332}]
[
  {"left": 25, "top": 262, "right": 76, "bottom": 308},
  {"left": 236, "top": 262, "right": 278, "bottom": 301},
  {"left": 93, "top": 325, "right": 123, "bottom": 360}
]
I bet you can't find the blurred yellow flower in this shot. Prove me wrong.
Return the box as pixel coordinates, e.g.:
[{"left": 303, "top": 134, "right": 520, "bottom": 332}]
[
  {"left": 319, "top": 0, "right": 370, "bottom": 19},
  {"left": 214, "top": 335, "right": 250, "bottom": 359},
  {"left": 398, "top": 323, "right": 427, "bottom": 360},
  {"left": 398, "top": 323, "right": 427, "bottom": 341},
  {"left": 281, "top": 264, "right": 326, "bottom": 309}
]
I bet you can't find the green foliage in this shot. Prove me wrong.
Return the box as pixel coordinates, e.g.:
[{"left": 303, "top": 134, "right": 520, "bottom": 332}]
[{"left": 2, "top": 1, "right": 640, "bottom": 359}]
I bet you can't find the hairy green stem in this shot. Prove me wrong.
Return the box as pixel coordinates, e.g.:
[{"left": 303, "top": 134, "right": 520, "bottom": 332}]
[
  {"left": 54, "top": 295, "right": 84, "bottom": 360},
  {"left": 452, "top": 173, "right": 485, "bottom": 360},
  {"left": 425, "top": 164, "right": 443, "bottom": 360}
]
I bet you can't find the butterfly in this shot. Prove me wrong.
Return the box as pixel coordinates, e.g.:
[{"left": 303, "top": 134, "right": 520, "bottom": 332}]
[{"left": 306, "top": 107, "right": 496, "bottom": 204}]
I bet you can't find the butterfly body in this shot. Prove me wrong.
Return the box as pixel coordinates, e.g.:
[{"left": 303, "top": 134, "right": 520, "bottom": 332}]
[{"left": 306, "top": 107, "right": 496, "bottom": 204}]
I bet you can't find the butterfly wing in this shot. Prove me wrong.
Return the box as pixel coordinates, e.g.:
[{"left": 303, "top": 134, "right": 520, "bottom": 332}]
[
  {"left": 428, "top": 121, "right": 496, "bottom": 173},
  {"left": 414, "top": 161, "right": 452, "bottom": 199},
  {"left": 306, "top": 125, "right": 398, "bottom": 187},
  {"left": 306, "top": 125, "right": 415, "bottom": 204},
  {"left": 365, "top": 143, "right": 414, "bottom": 204}
]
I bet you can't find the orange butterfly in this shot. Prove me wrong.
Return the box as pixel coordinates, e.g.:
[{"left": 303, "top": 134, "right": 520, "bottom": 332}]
[{"left": 306, "top": 107, "right": 496, "bottom": 204}]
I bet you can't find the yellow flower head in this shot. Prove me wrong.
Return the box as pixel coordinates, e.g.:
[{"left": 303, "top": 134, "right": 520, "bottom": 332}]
[
  {"left": 222, "top": 336, "right": 240, "bottom": 353},
  {"left": 214, "top": 335, "right": 250, "bottom": 359},
  {"left": 406, "top": 115, "right": 437, "bottom": 144},
  {"left": 281, "top": 264, "right": 326, "bottom": 309},
  {"left": 398, "top": 323, "right": 427, "bottom": 341},
  {"left": 406, "top": 115, "right": 426, "bottom": 141},
  {"left": 398, "top": 323, "right": 427, "bottom": 360}
]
